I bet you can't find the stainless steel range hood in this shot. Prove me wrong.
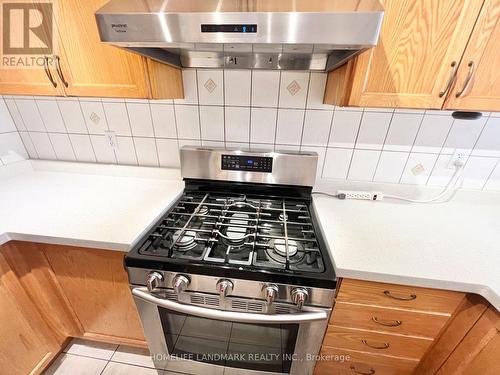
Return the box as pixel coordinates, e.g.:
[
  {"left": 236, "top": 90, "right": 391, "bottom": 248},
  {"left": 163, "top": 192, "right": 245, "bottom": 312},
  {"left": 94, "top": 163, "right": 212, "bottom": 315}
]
[{"left": 95, "top": 0, "right": 384, "bottom": 71}]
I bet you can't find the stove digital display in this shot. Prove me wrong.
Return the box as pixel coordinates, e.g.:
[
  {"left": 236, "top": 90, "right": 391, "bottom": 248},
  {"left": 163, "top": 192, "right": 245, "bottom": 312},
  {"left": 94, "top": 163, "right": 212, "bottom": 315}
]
[
  {"left": 221, "top": 154, "right": 272, "bottom": 173},
  {"left": 201, "top": 24, "right": 257, "bottom": 33}
]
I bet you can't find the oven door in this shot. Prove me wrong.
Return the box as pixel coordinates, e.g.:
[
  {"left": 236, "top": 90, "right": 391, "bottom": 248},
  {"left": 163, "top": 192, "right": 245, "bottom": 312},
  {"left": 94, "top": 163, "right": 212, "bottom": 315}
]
[{"left": 132, "top": 287, "right": 330, "bottom": 375}]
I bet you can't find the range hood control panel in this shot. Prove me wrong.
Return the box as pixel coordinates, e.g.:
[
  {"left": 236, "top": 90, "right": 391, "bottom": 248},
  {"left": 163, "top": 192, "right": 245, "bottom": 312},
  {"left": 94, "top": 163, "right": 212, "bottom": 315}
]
[
  {"left": 221, "top": 154, "right": 272, "bottom": 173},
  {"left": 201, "top": 24, "right": 257, "bottom": 33}
]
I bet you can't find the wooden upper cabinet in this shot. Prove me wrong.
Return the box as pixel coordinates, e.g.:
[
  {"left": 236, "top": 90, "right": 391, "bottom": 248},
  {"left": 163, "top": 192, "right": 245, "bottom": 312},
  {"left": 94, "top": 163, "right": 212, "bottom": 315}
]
[
  {"left": 444, "top": 0, "right": 500, "bottom": 111},
  {"left": 53, "top": 0, "right": 149, "bottom": 98},
  {"left": 331, "top": 0, "right": 484, "bottom": 109}
]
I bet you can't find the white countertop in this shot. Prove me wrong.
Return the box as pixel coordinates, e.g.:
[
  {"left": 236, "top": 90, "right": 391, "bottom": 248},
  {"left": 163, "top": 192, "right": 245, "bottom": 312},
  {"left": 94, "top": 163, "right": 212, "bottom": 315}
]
[
  {"left": 312, "top": 185, "right": 500, "bottom": 310},
  {"left": 0, "top": 160, "right": 184, "bottom": 251},
  {"left": 1, "top": 160, "right": 499, "bottom": 310}
]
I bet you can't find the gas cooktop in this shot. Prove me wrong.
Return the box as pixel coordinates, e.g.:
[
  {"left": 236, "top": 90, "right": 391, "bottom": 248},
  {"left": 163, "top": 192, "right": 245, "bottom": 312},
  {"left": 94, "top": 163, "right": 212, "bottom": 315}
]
[{"left": 125, "top": 147, "right": 336, "bottom": 289}]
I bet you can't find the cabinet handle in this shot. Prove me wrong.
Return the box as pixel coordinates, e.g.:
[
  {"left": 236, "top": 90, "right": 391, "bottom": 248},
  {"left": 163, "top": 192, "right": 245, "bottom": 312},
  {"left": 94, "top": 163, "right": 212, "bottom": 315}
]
[
  {"left": 362, "top": 339, "right": 390, "bottom": 350},
  {"left": 383, "top": 290, "right": 417, "bottom": 301},
  {"left": 455, "top": 61, "right": 474, "bottom": 97},
  {"left": 43, "top": 56, "right": 57, "bottom": 88},
  {"left": 350, "top": 365, "right": 375, "bottom": 375},
  {"left": 54, "top": 55, "right": 69, "bottom": 88},
  {"left": 372, "top": 316, "right": 402, "bottom": 327},
  {"left": 439, "top": 61, "right": 457, "bottom": 97}
]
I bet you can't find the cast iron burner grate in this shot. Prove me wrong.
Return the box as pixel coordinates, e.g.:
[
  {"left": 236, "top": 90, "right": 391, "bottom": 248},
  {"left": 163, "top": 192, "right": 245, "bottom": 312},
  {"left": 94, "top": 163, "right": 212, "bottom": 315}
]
[{"left": 138, "top": 192, "right": 325, "bottom": 273}]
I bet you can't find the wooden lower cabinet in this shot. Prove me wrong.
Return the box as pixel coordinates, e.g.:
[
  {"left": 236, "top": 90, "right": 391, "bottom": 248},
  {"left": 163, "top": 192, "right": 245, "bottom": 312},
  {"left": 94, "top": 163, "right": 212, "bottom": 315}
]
[
  {"left": 315, "top": 278, "right": 468, "bottom": 375},
  {"left": 42, "top": 243, "right": 145, "bottom": 345},
  {"left": 0, "top": 246, "right": 61, "bottom": 375},
  {"left": 0, "top": 241, "right": 146, "bottom": 375}
]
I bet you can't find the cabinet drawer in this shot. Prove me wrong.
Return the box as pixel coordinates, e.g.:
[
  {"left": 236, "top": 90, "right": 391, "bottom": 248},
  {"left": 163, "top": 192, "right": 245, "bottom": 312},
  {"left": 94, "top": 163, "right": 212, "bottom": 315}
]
[
  {"left": 314, "top": 346, "right": 418, "bottom": 375},
  {"left": 324, "top": 325, "right": 432, "bottom": 360},
  {"left": 337, "top": 279, "right": 464, "bottom": 315},
  {"left": 331, "top": 302, "right": 449, "bottom": 339}
]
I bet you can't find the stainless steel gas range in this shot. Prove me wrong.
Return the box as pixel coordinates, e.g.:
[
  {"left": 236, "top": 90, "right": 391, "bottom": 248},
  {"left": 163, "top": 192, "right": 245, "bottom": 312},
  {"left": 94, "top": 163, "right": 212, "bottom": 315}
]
[{"left": 126, "top": 146, "right": 336, "bottom": 375}]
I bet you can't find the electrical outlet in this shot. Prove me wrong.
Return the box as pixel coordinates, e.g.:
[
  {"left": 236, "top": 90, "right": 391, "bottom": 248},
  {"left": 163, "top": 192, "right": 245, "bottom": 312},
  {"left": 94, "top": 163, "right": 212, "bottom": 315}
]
[
  {"left": 104, "top": 130, "right": 117, "bottom": 150},
  {"left": 447, "top": 149, "right": 468, "bottom": 169}
]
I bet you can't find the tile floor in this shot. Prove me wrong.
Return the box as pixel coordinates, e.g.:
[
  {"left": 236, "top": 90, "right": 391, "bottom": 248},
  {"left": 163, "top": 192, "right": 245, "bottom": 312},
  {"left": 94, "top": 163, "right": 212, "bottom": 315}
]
[{"left": 43, "top": 338, "right": 186, "bottom": 375}]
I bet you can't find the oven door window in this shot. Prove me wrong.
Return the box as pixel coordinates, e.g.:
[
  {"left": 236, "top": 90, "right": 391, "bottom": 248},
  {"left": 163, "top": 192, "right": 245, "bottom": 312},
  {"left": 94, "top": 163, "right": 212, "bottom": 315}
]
[{"left": 159, "top": 307, "right": 299, "bottom": 373}]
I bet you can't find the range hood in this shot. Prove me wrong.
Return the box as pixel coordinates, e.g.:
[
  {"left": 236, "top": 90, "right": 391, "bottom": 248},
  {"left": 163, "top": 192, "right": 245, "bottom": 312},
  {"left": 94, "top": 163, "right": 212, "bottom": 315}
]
[{"left": 95, "top": 0, "right": 384, "bottom": 71}]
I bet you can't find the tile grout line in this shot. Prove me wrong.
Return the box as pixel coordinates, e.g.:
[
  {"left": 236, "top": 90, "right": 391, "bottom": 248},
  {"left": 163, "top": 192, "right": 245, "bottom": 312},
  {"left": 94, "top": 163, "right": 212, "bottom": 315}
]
[
  {"left": 371, "top": 109, "right": 396, "bottom": 182},
  {"left": 344, "top": 108, "right": 365, "bottom": 180},
  {"left": 147, "top": 101, "right": 161, "bottom": 167},
  {"left": 425, "top": 117, "right": 457, "bottom": 186},
  {"left": 123, "top": 101, "right": 140, "bottom": 166},
  {"left": 397, "top": 112, "right": 426, "bottom": 184},
  {"left": 298, "top": 72, "right": 312, "bottom": 152},
  {"left": 77, "top": 97, "right": 99, "bottom": 163},
  {"left": 2, "top": 97, "right": 36, "bottom": 158},
  {"left": 272, "top": 71, "right": 283, "bottom": 151},
  {"left": 100, "top": 100, "right": 119, "bottom": 164},
  {"left": 55, "top": 98, "right": 78, "bottom": 161},
  {"left": 33, "top": 97, "right": 58, "bottom": 158}
]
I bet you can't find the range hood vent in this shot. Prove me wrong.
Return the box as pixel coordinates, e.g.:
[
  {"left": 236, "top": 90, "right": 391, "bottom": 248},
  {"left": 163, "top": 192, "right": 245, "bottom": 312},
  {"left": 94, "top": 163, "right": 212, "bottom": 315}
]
[{"left": 96, "top": 0, "right": 384, "bottom": 72}]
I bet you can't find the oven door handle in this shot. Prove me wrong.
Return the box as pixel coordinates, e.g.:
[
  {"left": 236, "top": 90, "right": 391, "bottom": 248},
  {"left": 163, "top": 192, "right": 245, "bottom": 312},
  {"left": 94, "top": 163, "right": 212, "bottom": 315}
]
[{"left": 132, "top": 287, "right": 328, "bottom": 324}]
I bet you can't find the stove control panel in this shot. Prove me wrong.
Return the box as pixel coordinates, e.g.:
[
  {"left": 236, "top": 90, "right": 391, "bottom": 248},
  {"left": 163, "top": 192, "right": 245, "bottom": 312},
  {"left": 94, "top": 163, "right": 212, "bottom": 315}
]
[{"left": 221, "top": 154, "right": 273, "bottom": 173}]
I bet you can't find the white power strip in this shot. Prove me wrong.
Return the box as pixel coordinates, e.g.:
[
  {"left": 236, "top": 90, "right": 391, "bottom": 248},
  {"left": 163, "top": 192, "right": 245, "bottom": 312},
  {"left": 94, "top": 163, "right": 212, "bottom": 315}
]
[{"left": 337, "top": 190, "right": 384, "bottom": 201}]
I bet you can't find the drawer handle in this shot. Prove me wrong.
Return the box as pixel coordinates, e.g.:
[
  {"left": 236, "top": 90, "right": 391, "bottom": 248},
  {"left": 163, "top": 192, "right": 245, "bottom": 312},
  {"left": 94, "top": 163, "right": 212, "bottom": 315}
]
[
  {"left": 372, "top": 316, "right": 402, "bottom": 327},
  {"left": 350, "top": 365, "right": 375, "bottom": 375},
  {"left": 362, "top": 339, "right": 390, "bottom": 350},
  {"left": 383, "top": 290, "right": 417, "bottom": 301}
]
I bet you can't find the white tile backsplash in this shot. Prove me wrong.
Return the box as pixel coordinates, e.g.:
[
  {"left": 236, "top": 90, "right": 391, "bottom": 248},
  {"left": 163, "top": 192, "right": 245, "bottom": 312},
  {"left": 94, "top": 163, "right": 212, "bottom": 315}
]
[
  {"left": 252, "top": 71, "right": 280, "bottom": 108},
  {"left": 250, "top": 107, "right": 276, "bottom": 144},
  {"left": 2, "top": 74, "right": 499, "bottom": 191},
  {"left": 150, "top": 104, "right": 177, "bottom": 138},
  {"left": 301, "top": 110, "right": 333, "bottom": 147},
  {"left": 37, "top": 100, "right": 66, "bottom": 133},
  {"left": 276, "top": 108, "right": 304, "bottom": 145},
  {"left": 348, "top": 149, "right": 380, "bottom": 181},
  {"left": 16, "top": 99, "right": 45, "bottom": 131},
  {"left": 103, "top": 102, "right": 132, "bottom": 136},
  {"left": 225, "top": 70, "right": 251, "bottom": 106},
  {"left": 355, "top": 111, "right": 392, "bottom": 150},
  {"left": 200, "top": 106, "right": 224, "bottom": 141},
  {"left": 49, "top": 133, "right": 76, "bottom": 161},
  {"left": 225, "top": 106, "right": 250, "bottom": 143}
]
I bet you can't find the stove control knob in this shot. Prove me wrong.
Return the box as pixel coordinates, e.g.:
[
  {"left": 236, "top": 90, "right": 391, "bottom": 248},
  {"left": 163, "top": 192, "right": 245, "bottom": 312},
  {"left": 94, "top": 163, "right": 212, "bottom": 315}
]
[
  {"left": 172, "top": 274, "right": 190, "bottom": 294},
  {"left": 262, "top": 284, "right": 279, "bottom": 306},
  {"left": 216, "top": 279, "right": 234, "bottom": 298},
  {"left": 291, "top": 288, "right": 309, "bottom": 310},
  {"left": 146, "top": 271, "right": 164, "bottom": 292}
]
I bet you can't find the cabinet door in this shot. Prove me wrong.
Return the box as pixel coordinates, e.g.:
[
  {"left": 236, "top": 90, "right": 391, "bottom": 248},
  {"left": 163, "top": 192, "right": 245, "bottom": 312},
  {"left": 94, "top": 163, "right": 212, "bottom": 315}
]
[
  {"left": 0, "top": 250, "right": 60, "bottom": 374},
  {"left": 0, "top": 1, "right": 64, "bottom": 96},
  {"left": 445, "top": 0, "right": 500, "bottom": 111},
  {"left": 54, "top": 0, "right": 149, "bottom": 98},
  {"left": 43, "top": 244, "right": 146, "bottom": 345},
  {"left": 347, "top": 0, "right": 484, "bottom": 109},
  {"left": 437, "top": 305, "right": 500, "bottom": 375}
]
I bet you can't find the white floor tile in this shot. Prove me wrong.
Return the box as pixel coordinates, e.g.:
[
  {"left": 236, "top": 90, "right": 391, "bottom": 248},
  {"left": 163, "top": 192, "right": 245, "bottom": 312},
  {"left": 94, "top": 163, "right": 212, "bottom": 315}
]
[
  {"left": 45, "top": 353, "right": 107, "bottom": 375},
  {"left": 102, "top": 362, "right": 160, "bottom": 375},
  {"left": 111, "top": 345, "right": 156, "bottom": 368},
  {"left": 64, "top": 338, "right": 118, "bottom": 360}
]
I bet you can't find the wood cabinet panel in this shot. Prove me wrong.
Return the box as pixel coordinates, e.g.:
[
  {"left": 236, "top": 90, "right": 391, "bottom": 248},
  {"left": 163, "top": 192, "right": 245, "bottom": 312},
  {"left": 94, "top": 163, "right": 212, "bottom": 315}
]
[
  {"left": 336, "top": 0, "right": 484, "bottom": 108},
  {"left": 42, "top": 244, "right": 146, "bottom": 344},
  {"left": 314, "top": 345, "right": 418, "bottom": 375},
  {"left": 0, "top": 249, "right": 60, "bottom": 375},
  {"left": 337, "top": 279, "right": 465, "bottom": 315},
  {"left": 325, "top": 325, "right": 432, "bottom": 360},
  {"left": 445, "top": 0, "right": 500, "bottom": 110},
  {"left": 415, "top": 294, "right": 489, "bottom": 375},
  {"left": 53, "top": 0, "right": 149, "bottom": 98},
  {"left": 437, "top": 306, "right": 500, "bottom": 375},
  {"left": 1, "top": 242, "right": 82, "bottom": 342},
  {"left": 331, "top": 302, "right": 449, "bottom": 339},
  {"left": 147, "top": 59, "right": 184, "bottom": 99}
]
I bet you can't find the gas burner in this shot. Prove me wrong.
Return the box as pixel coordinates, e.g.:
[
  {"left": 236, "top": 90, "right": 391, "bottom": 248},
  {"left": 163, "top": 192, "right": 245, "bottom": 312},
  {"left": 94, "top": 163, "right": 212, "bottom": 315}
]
[
  {"left": 196, "top": 205, "right": 209, "bottom": 216},
  {"left": 271, "top": 238, "right": 300, "bottom": 257},
  {"left": 278, "top": 213, "right": 288, "bottom": 222},
  {"left": 172, "top": 230, "right": 198, "bottom": 252},
  {"left": 220, "top": 212, "right": 250, "bottom": 247}
]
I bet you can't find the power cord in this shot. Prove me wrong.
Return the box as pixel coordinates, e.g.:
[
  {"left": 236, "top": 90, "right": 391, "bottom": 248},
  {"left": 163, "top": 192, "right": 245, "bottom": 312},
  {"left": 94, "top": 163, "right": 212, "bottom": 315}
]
[{"left": 312, "top": 160, "right": 465, "bottom": 204}]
